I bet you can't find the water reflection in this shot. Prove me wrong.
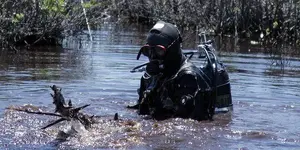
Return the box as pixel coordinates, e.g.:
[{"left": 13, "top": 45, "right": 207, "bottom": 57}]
[
  {"left": 0, "top": 23, "right": 300, "bottom": 149},
  {"left": 0, "top": 50, "right": 87, "bottom": 81}
]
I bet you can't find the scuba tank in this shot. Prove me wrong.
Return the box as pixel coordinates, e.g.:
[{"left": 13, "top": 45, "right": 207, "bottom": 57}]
[{"left": 195, "top": 32, "right": 232, "bottom": 111}]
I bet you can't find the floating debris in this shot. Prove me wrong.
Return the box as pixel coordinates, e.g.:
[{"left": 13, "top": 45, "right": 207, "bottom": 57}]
[{"left": 7, "top": 85, "right": 96, "bottom": 130}]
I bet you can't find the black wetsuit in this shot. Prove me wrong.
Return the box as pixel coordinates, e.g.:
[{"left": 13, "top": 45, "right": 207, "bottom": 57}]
[
  {"left": 137, "top": 56, "right": 215, "bottom": 121},
  {"left": 131, "top": 21, "right": 222, "bottom": 120}
]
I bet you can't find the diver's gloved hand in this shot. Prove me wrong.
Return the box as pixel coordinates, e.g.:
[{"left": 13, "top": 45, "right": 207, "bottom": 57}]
[
  {"left": 146, "top": 61, "right": 161, "bottom": 76},
  {"left": 173, "top": 95, "right": 195, "bottom": 118},
  {"left": 127, "top": 103, "right": 139, "bottom": 109},
  {"left": 180, "top": 95, "right": 195, "bottom": 108}
]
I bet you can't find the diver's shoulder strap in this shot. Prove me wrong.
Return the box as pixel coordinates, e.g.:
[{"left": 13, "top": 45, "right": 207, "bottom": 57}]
[
  {"left": 173, "top": 60, "right": 212, "bottom": 89},
  {"left": 171, "top": 60, "right": 195, "bottom": 79}
]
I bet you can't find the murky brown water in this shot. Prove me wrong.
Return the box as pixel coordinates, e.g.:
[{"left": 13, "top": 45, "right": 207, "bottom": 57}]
[{"left": 1, "top": 23, "right": 300, "bottom": 150}]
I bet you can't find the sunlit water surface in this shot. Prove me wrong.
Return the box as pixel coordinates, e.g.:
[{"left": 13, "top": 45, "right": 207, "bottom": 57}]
[{"left": 0, "top": 23, "right": 300, "bottom": 150}]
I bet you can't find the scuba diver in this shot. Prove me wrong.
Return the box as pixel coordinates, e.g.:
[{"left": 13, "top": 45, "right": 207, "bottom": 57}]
[{"left": 128, "top": 21, "right": 232, "bottom": 121}]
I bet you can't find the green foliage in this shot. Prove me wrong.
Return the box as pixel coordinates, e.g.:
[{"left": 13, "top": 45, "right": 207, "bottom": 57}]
[
  {"left": 82, "top": 0, "right": 100, "bottom": 9},
  {"left": 233, "top": 7, "right": 240, "bottom": 13},
  {"left": 0, "top": 0, "right": 109, "bottom": 49},
  {"left": 273, "top": 21, "right": 279, "bottom": 29},
  {"left": 12, "top": 13, "right": 24, "bottom": 23},
  {"left": 41, "top": 0, "right": 66, "bottom": 13},
  {"left": 266, "top": 28, "right": 271, "bottom": 36},
  {"left": 82, "top": 2, "right": 93, "bottom": 9}
]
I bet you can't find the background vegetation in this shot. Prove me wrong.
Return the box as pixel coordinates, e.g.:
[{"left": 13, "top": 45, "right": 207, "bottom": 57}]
[
  {"left": 1, "top": 0, "right": 299, "bottom": 53},
  {"left": 111, "top": 0, "right": 300, "bottom": 54},
  {"left": 0, "top": 0, "right": 109, "bottom": 50}
]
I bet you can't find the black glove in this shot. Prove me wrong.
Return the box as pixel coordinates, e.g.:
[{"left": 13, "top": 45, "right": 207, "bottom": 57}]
[
  {"left": 146, "top": 61, "right": 161, "bottom": 76},
  {"left": 180, "top": 95, "right": 194, "bottom": 109}
]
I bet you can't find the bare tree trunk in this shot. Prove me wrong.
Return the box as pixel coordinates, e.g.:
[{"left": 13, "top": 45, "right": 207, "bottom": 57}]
[
  {"left": 216, "top": 0, "right": 224, "bottom": 35},
  {"left": 294, "top": 0, "right": 299, "bottom": 45}
]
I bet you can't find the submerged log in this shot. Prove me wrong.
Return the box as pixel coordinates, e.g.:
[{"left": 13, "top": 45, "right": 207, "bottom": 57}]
[
  {"left": 45, "top": 85, "right": 96, "bottom": 129},
  {"left": 7, "top": 85, "right": 96, "bottom": 130}
]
